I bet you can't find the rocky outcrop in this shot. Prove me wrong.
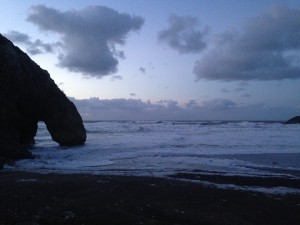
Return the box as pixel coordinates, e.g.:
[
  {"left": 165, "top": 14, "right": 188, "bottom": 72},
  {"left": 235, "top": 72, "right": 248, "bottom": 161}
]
[
  {"left": 285, "top": 116, "right": 300, "bottom": 124},
  {"left": 0, "top": 34, "right": 86, "bottom": 165}
]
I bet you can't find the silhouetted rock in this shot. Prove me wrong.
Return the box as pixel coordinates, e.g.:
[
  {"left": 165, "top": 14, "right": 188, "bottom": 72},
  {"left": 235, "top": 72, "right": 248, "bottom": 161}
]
[
  {"left": 0, "top": 34, "right": 86, "bottom": 163},
  {"left": 285, "top": 116, "right": 300, "bottom": 124},
  {"left": 0, "top": 157, "right": 5, "bottom": 170}
]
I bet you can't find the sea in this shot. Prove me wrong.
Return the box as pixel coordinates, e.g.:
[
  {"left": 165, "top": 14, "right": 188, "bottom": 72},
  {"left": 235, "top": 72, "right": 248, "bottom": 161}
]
[{"left": 4, "top": 120, "right": 300, "bottom": 194}]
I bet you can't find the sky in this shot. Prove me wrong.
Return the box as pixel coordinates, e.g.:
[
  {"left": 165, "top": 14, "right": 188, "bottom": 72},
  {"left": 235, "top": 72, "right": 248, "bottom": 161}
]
[{"left": 1, "top": 0, "right": 300, "bottom": 121}]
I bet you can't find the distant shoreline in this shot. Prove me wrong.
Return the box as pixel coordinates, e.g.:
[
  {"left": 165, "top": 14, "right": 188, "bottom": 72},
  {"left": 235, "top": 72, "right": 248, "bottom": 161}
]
[{"left": 1, "top": 171, "right": 300, "bottom": 225}]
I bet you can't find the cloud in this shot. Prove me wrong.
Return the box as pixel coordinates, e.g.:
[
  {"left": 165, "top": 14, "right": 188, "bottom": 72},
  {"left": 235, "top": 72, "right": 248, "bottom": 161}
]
[
  {"left": 110, "top": 75, "right": 123, "bottom": 81},
  {"left": 201, "top": 99, "right": 236, "bottom": 111},
  {"left": 241, "top": 93, "right": 251, "bottom": 98},
  {"left": 222, "top": 82, "right": 249, "bottom": 93},
  {"left": 194, "top": 4, "right": 300, "bottom": 81},
  {"left": 27, "top": 5, "right": 144, "bottom": 77},
  {"left": 158, "top": 14, "right": 208, "bottom": 54},
  {"left": 222, "top": 89, "right": 230, "bottom": 93},
  {"left": 139, "top": 67, "right": 146, "bottom": 74},
  {"left": 69, "top": 97, "right": 297, "bottom": 121},
  {"left": 5, "top": 30, "right": 60, "bottom": 55},
  {"left": 234, "top": 87, "right": 246, "bottom": 92}
]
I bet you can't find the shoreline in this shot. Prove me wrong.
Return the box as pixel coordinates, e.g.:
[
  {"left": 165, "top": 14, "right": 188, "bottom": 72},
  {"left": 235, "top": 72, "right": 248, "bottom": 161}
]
[{"left": 1, "top": 171, "right": 300, "bottom": 225}]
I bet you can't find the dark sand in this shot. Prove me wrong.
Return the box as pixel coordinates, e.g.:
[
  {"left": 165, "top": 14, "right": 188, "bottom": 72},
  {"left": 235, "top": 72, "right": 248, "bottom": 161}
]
[{"left": 1, "top": 172, "right": 300, "bottom": 225}]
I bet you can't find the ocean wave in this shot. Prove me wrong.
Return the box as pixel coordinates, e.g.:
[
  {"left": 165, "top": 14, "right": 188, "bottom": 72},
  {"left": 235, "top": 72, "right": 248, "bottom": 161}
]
[{"left": 5, "top": 120, "right": 300, "bottom": 193}]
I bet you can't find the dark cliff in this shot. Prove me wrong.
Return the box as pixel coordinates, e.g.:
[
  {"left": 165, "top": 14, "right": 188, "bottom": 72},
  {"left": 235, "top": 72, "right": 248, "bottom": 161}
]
[{"left": 0, "top": 34, "right": 86, "bottom": 166}]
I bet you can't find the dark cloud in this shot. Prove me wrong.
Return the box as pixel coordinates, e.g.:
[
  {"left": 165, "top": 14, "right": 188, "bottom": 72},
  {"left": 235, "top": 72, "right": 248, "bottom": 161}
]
[
  {"left": 184, "top": 100, "right": 201, "bottom": 110},
  {"left": 139, "top": 67, "right": 146, "bottom": 74},
  {"left": 222, "top": 82, "right": 249, "bottom": 93},
  {"left": 194, "top": 4, "right": 300, "bottom": 81},
  {"left": 241, "top": 93, "right": 251, "bottom": 98},
  {"left": 70, "top": 97, "right": 239, "bottom": 120},
  {"left": 130, "top": 93, "right": 137, "bottom": 96},
  {"left": 234, "top": 87, "right": 246, "bottom": 92},
  {"left": 70, "top": 97, "right": 298, "bottom": 121},
  {"left": 110, "top": 75, "right": 123, "bottom": 81},
  {"left": 158, "top": 15, "right": 208, "bottom": 54},
  {"left": 5, "top": 30, "right": 59, "bottom": 55},
  {"left": 27, "top": 5, "right": 144, "bottom": 77},
  {"left": 201, "top": 99, "right": 236, "bottom": 111},
  {"left": 71, "top": 98, "right": 300, "bottom": 120},
  {"left": 5, "top": 31, "right": 30, "bottom": 43},
  {"left": 221, "top": 89, "right": 230, "bottom": 93}
]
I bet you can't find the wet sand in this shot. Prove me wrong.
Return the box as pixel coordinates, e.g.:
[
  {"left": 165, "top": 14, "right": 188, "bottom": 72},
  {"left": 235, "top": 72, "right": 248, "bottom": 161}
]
[{"left": 1, "top": 171, "right": 300, "bottom": 225}]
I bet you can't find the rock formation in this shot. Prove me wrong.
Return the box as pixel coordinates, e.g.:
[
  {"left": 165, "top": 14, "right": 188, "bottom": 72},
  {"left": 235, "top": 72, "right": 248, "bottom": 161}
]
[
  {"left": 285, "top": 116, "right": 300, "bottom": 124},
  {"left": 0, "top": 34, "right": 86, "bottom": 166}
]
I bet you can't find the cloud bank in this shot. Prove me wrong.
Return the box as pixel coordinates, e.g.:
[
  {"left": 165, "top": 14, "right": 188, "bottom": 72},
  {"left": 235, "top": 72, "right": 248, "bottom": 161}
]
[
  {"left": 158, "top": 15, "right": 208, "bottom": 54},
  {"left": 70, "top": 97, "right": 298, "bottom": 121},
  {"left": 194, "top": 4, "right": 300, "bottom": 81},
  {"left": 26, "top": 5, "right": 144, "bottom": 77}
]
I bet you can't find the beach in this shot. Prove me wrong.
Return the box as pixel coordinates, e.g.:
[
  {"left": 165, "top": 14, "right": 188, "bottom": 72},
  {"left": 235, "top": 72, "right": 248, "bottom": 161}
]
[
  {"left": 1, "top": 171, "right": 300, "bottom": 225},
  {"left": 2, "top": 121, "right": 300, "bottom": 224}
]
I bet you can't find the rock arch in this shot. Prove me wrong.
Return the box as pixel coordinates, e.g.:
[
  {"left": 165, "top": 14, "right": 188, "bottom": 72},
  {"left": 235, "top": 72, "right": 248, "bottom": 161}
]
[{"left": 0, "top": 34, "right": 86, "bottom": 163}]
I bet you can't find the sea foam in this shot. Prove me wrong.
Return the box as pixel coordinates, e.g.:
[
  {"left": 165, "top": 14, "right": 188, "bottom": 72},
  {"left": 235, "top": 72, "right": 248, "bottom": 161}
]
[{"left": 4, "top": 120, "right": 300, "bottom": 193}]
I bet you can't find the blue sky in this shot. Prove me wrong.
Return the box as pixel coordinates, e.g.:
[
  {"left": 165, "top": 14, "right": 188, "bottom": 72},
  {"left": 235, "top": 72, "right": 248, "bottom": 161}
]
[{"left": 1, "top": 0, "right": 300, "bottom": 120}]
